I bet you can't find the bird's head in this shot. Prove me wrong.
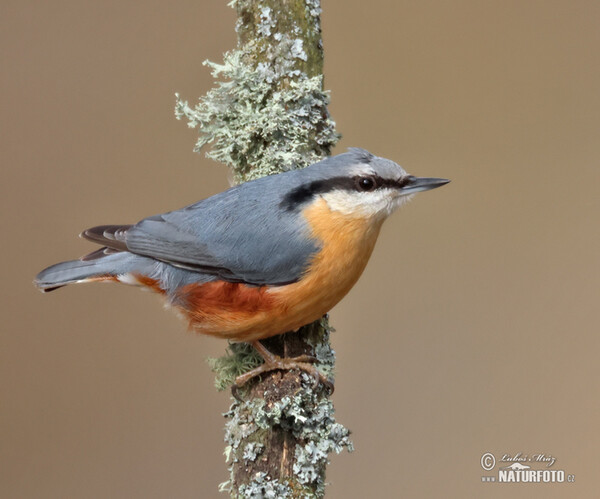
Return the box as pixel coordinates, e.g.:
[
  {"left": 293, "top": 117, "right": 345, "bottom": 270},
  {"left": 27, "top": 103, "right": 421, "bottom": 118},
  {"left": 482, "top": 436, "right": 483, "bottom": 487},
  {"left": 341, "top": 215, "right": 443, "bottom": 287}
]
[{"left": 281, "top": 148, "right": 449, "bottom": 222}]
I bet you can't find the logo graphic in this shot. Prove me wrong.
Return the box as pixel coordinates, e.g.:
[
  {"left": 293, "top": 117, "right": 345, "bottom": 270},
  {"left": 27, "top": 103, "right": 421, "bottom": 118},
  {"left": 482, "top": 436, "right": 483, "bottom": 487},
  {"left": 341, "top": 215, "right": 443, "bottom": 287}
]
[
  {"left": 501, "top": 463, "right": 530, "bottom": 471},
  {"left": 480, "top": 453, "right": 495, "bottom": 471},
  {"left": 480, "top": 452, "right": 575, "bottom": 484}
]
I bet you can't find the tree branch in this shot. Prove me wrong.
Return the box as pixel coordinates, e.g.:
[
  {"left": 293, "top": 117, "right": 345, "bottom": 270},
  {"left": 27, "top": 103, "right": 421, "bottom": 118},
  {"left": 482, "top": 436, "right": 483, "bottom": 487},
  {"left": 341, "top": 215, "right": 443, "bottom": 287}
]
[{"left": 176, "top": 1, "right": 352, "bottom": 497}]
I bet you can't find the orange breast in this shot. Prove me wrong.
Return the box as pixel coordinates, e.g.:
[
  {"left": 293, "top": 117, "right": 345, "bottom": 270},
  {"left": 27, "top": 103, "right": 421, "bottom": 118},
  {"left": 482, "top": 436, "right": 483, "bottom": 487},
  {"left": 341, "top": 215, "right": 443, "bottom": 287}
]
[
  {"left": 172, "top": 198, "right": 382, "bottom": 341},
  {"left": 265, "top": 198, "right": 383, "bottom": 336}
]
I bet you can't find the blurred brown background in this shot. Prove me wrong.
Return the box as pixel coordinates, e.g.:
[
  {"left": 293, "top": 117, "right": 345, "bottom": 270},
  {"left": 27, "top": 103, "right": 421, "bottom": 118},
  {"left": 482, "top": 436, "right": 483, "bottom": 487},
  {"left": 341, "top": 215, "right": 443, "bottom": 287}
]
[{"left": 2, "top": 1, "right": 599, "bottom": 497}]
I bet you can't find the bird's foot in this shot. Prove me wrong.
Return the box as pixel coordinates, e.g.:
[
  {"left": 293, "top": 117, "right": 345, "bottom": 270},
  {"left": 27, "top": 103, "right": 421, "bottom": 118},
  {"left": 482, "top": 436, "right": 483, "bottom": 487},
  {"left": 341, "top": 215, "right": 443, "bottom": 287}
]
[{"left": 232, "top": 341, "right": 333, "bottom": 399}]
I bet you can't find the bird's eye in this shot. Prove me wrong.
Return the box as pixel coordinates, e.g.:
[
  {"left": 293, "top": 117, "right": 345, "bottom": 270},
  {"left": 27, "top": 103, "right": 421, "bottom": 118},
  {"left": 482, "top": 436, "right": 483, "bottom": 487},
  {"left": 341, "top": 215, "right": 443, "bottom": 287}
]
[{"left": 355, "top": 176, "right": 377, "bottom": 192}]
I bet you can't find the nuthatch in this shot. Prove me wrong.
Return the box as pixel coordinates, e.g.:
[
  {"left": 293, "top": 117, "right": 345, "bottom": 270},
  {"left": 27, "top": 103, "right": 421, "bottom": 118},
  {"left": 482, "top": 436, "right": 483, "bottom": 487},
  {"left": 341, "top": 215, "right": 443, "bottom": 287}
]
[{"left": 35, "top": 148, "right": 448, "bottom": 388}]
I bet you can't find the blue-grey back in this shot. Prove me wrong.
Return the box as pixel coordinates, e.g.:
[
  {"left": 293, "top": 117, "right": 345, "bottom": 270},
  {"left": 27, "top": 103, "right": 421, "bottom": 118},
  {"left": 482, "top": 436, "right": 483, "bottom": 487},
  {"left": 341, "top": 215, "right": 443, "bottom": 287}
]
[{"left": 125, "top": 151, "right": 372, "bottom": 285}]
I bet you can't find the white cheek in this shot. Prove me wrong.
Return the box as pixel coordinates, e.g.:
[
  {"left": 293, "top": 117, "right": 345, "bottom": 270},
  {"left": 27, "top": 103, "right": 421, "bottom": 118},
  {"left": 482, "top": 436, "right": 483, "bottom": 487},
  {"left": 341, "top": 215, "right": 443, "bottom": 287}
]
[{"left": 321, "top": 190, "right": 411, "bottom": 219}]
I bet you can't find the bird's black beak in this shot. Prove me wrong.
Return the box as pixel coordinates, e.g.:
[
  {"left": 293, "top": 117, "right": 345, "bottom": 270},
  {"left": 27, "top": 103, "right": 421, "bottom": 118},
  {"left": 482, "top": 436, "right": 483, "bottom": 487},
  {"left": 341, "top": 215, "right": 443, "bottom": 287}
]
[{"left": 400, "top": 176, "right": 450, "bottom": 195}]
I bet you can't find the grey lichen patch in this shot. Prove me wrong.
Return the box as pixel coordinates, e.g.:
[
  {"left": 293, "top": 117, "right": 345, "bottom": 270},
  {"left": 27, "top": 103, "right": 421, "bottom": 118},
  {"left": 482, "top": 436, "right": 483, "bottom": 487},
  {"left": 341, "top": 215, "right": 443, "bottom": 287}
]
[
  {"left": 243, "top": 442, "right": 265, "bottom": 463},
  {"left": 293, "top": 400, "right": 354, "bottom": 494},
  {"left": 222, "top": 371, "right": 352, "bottom": 498},
  {"left": 290, "top": 39, "right": 307, "bottom": 61},
  {"left": 257, "top": 6, "right": 276, "bottom": 37},
  {"left": 237, "top": 473, "right": 292, "bottom": 498},
  {"left": 304, "top": 316, "right": 336, "bottom": 380},
  {"left": 306, "top": 0, "right": 322, "bottom": 18}
]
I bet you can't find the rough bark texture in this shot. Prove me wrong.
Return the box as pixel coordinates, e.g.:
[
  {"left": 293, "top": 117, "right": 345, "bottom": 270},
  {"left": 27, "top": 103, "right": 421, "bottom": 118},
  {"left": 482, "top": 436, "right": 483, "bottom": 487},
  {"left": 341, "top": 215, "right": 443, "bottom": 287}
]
[{"left": 175, "top": 1, "right": 352, "bottom": 497}]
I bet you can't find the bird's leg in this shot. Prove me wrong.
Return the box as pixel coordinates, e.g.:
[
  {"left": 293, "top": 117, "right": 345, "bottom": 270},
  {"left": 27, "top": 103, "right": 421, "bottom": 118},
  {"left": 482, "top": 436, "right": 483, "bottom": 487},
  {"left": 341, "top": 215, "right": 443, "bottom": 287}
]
[{"left": 233, "top": 340, "right": 333, "bottom": 394}]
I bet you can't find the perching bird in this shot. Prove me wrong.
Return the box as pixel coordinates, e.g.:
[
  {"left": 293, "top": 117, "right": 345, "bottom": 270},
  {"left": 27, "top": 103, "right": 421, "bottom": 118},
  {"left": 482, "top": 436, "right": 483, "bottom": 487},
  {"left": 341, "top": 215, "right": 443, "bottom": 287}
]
[{"left": 35, "top": 148, "right": 448, "bottom": 388}]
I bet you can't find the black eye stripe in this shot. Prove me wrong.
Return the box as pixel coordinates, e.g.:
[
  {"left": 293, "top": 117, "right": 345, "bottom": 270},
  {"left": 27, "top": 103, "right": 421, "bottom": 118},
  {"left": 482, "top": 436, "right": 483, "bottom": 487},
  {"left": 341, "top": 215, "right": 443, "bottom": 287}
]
[
  {"left": 281, "top": 175, "right": 408, "bottom": 211},
  {"left": 280, "top": 177, "right": 355, "bottom": 210}
]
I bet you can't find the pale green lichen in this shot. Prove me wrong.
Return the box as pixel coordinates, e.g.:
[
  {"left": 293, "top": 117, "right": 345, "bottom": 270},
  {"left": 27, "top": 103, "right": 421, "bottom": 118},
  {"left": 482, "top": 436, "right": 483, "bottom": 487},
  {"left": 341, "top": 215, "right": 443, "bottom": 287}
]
[
  {"left": 207, "top": 318, "right": 335, "bottom": 393},
  {"left": 175, "top": 47, "right": 338, "bottom": 183},
  {"left": 175, "top": 0, "right": 338, "bottom": 183},
  {"left": 207, "top": 342, "right": 263, "bottom": 391}
]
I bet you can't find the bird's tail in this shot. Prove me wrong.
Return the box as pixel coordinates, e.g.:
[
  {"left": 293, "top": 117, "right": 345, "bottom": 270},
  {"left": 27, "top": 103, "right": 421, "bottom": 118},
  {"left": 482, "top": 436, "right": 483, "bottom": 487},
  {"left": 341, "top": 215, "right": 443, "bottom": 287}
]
[{"left": 34, "top": 249, "right": 151, "bottom": 292}]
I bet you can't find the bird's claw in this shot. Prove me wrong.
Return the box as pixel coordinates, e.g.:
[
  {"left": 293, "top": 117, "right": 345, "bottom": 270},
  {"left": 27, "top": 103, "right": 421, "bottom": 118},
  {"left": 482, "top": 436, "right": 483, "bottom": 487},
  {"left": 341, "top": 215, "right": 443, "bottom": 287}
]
[{"left": 231, "top": 353, "right": 333, "bottom": 401}]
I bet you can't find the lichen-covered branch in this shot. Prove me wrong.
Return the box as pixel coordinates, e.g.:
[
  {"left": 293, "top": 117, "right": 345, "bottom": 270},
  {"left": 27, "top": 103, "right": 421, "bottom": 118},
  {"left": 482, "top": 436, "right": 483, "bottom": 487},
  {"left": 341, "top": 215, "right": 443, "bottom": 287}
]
[
  {"left": 175, "top": 1, "right": 351, "bottom": 497},
  {"left": 175, "top": 0, "right": 339, "bottom": 183}
]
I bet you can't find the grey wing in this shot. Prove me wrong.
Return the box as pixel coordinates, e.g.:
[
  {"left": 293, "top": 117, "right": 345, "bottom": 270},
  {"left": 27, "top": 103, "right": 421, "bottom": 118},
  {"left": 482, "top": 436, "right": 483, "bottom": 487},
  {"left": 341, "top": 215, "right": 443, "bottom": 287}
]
[{"left": 87, "top": 178, "right": 320, "bottom": 286}]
